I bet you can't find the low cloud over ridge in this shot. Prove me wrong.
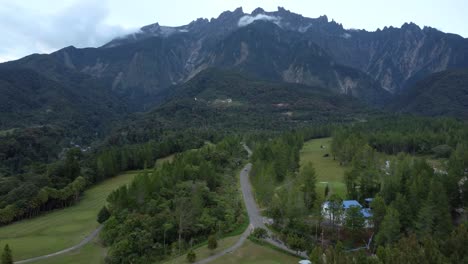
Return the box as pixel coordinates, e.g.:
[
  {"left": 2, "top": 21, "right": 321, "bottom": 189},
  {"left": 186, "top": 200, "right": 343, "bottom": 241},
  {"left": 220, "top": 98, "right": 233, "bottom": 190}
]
[{"left": 238, "top": 14, "right": 280, "bottom": 27}]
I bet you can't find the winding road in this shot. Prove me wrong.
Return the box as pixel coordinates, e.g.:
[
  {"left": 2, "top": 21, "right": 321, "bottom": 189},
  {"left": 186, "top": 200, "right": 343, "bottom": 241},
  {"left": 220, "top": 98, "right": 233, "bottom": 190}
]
[{"left": 15, "top": 144, "right": 305, "bottom": 263}]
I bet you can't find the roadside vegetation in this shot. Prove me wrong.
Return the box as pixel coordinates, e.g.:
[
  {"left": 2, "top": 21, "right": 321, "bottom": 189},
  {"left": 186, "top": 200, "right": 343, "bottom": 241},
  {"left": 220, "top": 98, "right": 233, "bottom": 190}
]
[{"left": 100, "top": 137, "right": 248, "bottom": 263}]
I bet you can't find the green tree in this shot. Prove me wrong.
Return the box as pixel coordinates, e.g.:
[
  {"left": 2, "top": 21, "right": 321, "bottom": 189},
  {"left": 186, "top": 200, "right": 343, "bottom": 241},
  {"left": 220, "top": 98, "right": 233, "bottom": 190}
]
[
  {"left": 186, "top": 250, "right": 196, "bottom": 263},
  {"left": 97, "top": 206, "right": 111, "bottom": 224},
  {"left": 286, "top": 233, "right": 306, "bottom": 254},
  {"left": 376, "top": 206, "right": 401, "bottom": 245},
  {"left": 1, "top": 244, "right": 13, "bottom": 264},
  {"left": 344, "top": 206, "right": 365, "bottom": 241},
  {"left": 300, "top": 162, "right": 317, "bottom": 210},
  {"left": 207, "top": 235, "right": 218, "bottom": 251},
  {"left": 309, "top": 246, "right": 323, "bottom": 264},
  {"left": 252, "top": 228, "right": 268, "bottom": 239},
  {"left": 371, "top": 195, "right": 386, "bottom": 232}
]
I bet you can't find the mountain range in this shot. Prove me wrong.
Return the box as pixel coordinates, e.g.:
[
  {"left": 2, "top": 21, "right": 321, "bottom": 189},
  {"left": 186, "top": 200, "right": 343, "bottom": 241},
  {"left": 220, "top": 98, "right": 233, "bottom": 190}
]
[{"left": 1, "top": 6, "right": 468, "bottom": 144}]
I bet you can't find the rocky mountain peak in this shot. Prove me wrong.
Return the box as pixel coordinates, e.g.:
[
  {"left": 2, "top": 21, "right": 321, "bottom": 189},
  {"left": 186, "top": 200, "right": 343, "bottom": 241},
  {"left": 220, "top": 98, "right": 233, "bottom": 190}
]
[
  {"left": 401, "top": 22, "right": 421, "bottom": 32},
  {"left": 251, "top": 7, "right": 265, "bottom": 15}
]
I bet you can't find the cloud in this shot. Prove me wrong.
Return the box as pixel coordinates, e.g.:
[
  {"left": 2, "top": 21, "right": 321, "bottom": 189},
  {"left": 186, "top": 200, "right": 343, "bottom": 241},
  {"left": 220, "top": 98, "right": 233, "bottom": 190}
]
[
  {"left": 0, "top": 0, "right": 133, "bottom": 62},
  {"left": 238, "top": 14, "right": 281, "bottom": 27}
]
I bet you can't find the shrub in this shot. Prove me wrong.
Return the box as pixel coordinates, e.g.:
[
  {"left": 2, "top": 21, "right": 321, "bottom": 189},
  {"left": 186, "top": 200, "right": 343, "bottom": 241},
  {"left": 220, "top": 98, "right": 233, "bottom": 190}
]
[
  {"left": 252, "top": 228, "right": 268, "bottom": 239},
  {"left": 186, "top": 250, "right": 196, "bottom": 263},
  {"left": 208, "top": 235, "right": 218, "bottom": 250},
  {"left": 97, "top": 206, "right": 111, "bottom": 224}
]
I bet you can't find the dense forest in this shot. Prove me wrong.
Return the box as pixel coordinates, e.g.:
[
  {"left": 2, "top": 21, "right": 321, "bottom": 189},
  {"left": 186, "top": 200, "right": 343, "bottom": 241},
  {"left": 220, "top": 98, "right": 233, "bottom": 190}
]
[
  {"left": 0, "top": 131, "right": 206, "bottom": 225},
  {"left": 325, "top": 116, "right": 468, "bottom": 263},
  {"left": 100, "top": 136, "right": 247, "bottom": 263},
  {"left": 246, "top": 116, "right": 468, "bottom": 263}
]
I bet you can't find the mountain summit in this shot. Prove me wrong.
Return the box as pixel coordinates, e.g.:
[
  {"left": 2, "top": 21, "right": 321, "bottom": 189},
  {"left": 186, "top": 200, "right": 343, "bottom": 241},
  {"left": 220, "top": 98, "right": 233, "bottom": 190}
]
[{"left": 0, "top": 7, "right": 467, "bottom": 129}]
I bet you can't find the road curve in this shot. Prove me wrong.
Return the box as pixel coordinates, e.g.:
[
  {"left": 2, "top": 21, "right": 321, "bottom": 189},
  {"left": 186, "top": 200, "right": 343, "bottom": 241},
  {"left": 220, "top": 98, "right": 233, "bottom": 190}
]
[
  {"left": 240, "top": 145, "right": 307, "bottom": 258},
  {"left": 14, "top": 225, "right": 103, "bottom": 264},
  {"left": 15, "top": 144, "right": 305, "bottom": 264}
]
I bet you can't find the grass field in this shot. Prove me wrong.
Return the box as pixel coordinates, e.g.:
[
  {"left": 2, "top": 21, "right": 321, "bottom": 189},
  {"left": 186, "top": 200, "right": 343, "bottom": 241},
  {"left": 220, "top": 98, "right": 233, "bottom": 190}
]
[
  {"left": 300, "top": 137, "right": 347, "bottom": 198},
  {"left": 34, "top": 238, "right": 106, "bottom": 264},
  {"left": 210, "top": 240, "right": 300, "bottom": 264},
  {"left": 0, "top": 171, "right": 139, "bottom": 261}
]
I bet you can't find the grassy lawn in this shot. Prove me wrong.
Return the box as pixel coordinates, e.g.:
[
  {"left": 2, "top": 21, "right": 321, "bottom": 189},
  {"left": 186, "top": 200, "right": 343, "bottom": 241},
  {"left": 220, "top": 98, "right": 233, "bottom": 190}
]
[
  {"left": 0, "top": 171, "right": 139, "bottom": 261},
  {"left": 34, "top": 238, "right": 106, "bottom": 264},
  {"left": 155, "top": 154, "right": 175, "bottom": 166},
  {"left": 300, "top": 137, "right": 347, "bottom": 198},
  {"left": 210, "top": 240, "right": 300, "bottom": 264}
]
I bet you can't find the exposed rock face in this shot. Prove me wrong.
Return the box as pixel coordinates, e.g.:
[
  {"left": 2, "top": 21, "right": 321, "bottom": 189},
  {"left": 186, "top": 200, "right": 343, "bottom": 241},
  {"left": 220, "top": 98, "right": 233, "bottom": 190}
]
[
  {"left": 1, "top": 7, "right": 467, "bottom": 109},
  {"left": 308, "top": 24, "right": 468, "bottom": 93}
]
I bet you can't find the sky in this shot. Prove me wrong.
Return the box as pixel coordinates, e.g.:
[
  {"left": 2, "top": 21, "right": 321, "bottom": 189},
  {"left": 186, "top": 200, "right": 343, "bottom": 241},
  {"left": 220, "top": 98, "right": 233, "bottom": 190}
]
[{"left": 0, "top": 0, "right": 466, "bottom": 62}]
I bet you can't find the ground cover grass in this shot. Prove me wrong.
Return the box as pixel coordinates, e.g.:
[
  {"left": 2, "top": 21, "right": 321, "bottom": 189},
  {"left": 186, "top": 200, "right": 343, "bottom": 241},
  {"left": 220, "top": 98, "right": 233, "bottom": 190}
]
[
  {"left": 299, "top": 137, "right": 347, "bottom": 198},
  {"left": 33, "top": 238, "right": 106, "bottom": 264},
  {"left": 210, "top": 240, "right": 300, "bottom": 264},
  {"left": 0, "top": 171, "right": 139, "bottom": 261}
]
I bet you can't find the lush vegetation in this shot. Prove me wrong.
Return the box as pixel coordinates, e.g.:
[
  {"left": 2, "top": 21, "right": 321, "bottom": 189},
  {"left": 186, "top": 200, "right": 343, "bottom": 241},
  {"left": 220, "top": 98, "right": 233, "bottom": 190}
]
[
  {"left": 249, "top": 127, "right": 333, "bottom": 253},
  {"left": 0, "top": 130, "right": 204, "bottom": 226},
  {"left": 393, "top": 69, "right": 468, "bottom": 119},
  {"left": 246, "top": 116, "right": 468, "bottom": 263},
  {"left": 317, "top": 116, "right": 468, "bottom": 263},
  {"left": 100, "top": 137, "right": 247, "bottom": 263},
  {"left": 0, "top": 171, "right": 137, "bottom": 260}
]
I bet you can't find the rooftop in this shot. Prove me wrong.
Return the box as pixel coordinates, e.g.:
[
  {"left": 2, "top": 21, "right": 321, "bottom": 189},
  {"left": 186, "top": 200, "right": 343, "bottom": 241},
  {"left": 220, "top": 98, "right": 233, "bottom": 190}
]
[{"left": 343, "top": 200, "right": 362, "bottom": 209}]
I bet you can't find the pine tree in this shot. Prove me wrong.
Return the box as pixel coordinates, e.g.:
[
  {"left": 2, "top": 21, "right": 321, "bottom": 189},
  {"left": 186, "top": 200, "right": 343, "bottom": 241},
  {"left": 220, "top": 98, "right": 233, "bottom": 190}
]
[
  {"left": 427, "top": 180, "right": 453, "bottom": 238},
  {"left": 371, "top": 195, "right": 386, "bottom": 232},
  {"left": 1, "top": 244, "right": 13, "bottom": 264},
  {"left": 376, "top": 206, "right": 401, "bottom": 245},
  {"left": 300, "top": 162, "right": 317, "bottom": 210},
  {"left": 344, "top": 206, "right": 365, "bottom": 242}
]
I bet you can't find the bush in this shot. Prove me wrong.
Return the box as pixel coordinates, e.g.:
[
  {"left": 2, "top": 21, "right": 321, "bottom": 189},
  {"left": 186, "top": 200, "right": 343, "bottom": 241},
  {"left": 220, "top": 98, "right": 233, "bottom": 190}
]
[
  {"left": 186, "top": 250, "right": 196, "bottom": 263},
  {"left": 208, "top": 235, "right": 218, "bottom": 250},
  {"left": 1, "top": 244, "right": 13, "bottom": 264},
  {"left": 97, "top": 206, "right": 111, "bottom": 224},
  {"left": 252, "top": 228, "right": 268, "bottom": 239},
  {"left": 432, "top": 144, "right": 453, "bottom": 158}
]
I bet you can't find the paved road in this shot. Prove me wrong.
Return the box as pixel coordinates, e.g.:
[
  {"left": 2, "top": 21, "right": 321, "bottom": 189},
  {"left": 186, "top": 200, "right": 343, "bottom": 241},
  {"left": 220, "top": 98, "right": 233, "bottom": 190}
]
[
  {"left": 240, "top": 145, "right": 307, "bottom": 258},
  {"left": 14, "top": 225, "right": 103, "bottom": 264},
  {"left": 15, "top": 144, "right": 305, "bottom": 264}
]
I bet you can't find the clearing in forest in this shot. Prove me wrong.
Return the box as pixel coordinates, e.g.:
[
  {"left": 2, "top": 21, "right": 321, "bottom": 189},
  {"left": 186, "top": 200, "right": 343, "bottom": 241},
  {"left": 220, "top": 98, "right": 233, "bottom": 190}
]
[{"left": 300, "top": 137, "right": 347, "bottom": 197}]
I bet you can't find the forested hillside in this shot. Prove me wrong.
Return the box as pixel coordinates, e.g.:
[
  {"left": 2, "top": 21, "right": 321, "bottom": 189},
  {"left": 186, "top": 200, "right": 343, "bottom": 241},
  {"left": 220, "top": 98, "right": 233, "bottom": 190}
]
[
  {"left": 247, "top": 116, "right": 468, "bottom": 263},
  {"left": 101, "top": 137, "right": 247, "bottom": 263},
  {"left": 392, "top": 69, "right": 468, "bottom": 119}
]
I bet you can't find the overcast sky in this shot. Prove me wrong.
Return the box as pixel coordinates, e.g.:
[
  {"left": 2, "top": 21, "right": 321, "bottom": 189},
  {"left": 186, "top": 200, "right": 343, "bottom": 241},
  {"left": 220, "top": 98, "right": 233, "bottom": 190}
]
[{"left": 0, "top": 0, "right": 466, "bottom": 62}]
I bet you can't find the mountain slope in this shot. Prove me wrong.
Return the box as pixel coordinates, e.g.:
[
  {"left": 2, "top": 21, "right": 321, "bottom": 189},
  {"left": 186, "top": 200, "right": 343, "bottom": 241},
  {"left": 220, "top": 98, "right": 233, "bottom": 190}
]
[
  {"left": 391, "top": 69, "right": 468, "bottom": 118},
  {"left": 207, "top": 21, "right": 389, "bottom": 105},
  {"left": 0, "top": 67, "right": 125, "bottom": 141},
  {"left": 112, "top": 69, "right": 371, "bottom": 141}
]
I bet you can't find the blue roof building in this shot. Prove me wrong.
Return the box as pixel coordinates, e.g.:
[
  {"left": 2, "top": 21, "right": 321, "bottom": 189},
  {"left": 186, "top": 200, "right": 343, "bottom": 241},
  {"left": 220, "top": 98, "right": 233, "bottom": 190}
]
[
  {"left": 343, "top": 200, "right": 362, "bottom": 209},
  {"left": 361, "top": 208, "right": 373, "bottom": 218}
]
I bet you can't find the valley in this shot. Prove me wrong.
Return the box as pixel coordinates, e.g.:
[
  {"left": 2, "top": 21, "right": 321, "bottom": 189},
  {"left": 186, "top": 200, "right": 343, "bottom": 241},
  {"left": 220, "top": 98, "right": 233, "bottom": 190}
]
[{"left": 0, "top": 3, "right": 467, "bottom": 264}]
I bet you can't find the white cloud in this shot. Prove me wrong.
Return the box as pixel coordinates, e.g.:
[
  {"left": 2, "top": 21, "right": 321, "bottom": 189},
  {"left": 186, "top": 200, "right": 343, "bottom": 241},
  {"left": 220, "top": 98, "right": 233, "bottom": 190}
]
[
  {"left": 238, "top": 14, "right": 281, "bottom": 27},
  {"left": 0, "top": 0, "right": 134, "bottom": 62}
]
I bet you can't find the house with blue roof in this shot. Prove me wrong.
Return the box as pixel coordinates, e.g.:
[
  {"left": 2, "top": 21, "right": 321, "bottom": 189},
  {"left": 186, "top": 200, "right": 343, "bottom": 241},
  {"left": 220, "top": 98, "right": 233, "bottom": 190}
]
[{"left": 322, "top": 199, "right": 373, "bottom": 227}]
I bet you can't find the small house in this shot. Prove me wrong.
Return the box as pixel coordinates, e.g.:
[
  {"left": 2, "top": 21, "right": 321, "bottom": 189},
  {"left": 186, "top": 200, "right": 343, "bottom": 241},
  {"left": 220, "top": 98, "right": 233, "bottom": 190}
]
[{"left": 322, "top": 199, "right": 373, "bottom": 227}]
